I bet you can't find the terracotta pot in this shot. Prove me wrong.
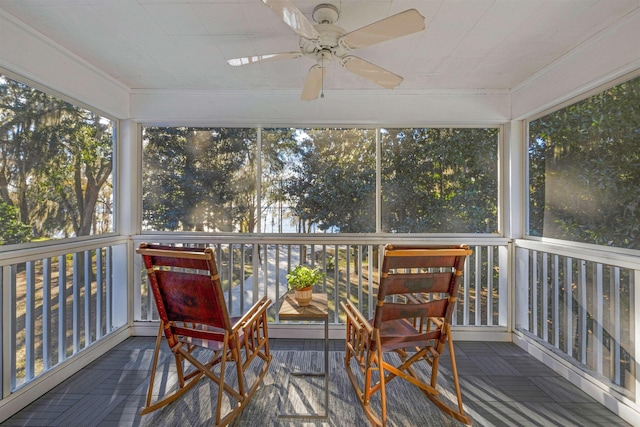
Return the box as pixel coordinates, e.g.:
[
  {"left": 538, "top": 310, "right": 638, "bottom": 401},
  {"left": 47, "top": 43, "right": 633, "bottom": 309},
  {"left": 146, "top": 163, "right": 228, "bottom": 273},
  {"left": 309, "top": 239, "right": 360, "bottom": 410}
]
[{"left": 294, "top": 286, "right": 313, "bottom": 306}]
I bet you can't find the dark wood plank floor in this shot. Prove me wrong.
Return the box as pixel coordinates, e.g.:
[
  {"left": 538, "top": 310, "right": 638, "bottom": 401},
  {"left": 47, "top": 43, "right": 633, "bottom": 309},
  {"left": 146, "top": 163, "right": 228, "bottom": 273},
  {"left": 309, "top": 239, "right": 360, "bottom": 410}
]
[{"left": 1, "top": 338, "right": 632, "bottom": 426}]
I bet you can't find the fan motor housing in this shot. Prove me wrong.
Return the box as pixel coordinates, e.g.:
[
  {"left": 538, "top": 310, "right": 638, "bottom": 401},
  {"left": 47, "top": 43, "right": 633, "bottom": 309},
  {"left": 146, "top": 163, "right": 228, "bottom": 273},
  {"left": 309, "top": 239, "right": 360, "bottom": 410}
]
[{"left": 299, "top": 24, "right": 347, "bottom": 60}]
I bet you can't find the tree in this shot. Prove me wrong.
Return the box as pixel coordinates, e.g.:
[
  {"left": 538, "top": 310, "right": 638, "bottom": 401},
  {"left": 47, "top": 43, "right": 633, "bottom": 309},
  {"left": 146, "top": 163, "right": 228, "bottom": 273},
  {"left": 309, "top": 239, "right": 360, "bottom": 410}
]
[
  {"left": 260, "top": 128, "right": 298, "bottom": 232},
  {"left": 282, "top": 128, "right": 376, "bottom": 233},
  {"left": 0, "top": 78, "right": 71, "bottom": 234},
  {"left": 0, "top": 201, "right": 31, "bottom": 245},
  {"left": 142, "top": 127, "right": 256, "bottom": 232},
  {"left": 43, "top": 113, "right": 113, "bottom": 237},
  {"left": 381, "top": 128, "right": 498, "bottom": 233},
  {"left": 529, "top": 75, "right": 640, "bottom": 249},
  {"left": 0, "top": 75, "right": 114, "bottom": 242}
]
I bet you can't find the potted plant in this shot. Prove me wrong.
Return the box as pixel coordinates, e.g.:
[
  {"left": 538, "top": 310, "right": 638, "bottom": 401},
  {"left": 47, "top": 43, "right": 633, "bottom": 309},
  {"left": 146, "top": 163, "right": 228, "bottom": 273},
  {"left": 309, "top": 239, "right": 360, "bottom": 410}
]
[{"left": 286, "top": 265, "right": 325, "bottom": 306}]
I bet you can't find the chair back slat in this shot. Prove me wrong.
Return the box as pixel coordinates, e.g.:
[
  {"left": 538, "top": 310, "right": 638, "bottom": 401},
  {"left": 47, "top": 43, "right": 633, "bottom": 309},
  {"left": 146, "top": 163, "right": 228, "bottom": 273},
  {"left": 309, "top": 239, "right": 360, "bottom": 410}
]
[
  {"left": 380, "top": 272, "right": 452, "bottom": 297},
  {"left": 379, "top": 299, "right": 447, "bottom": 323},
  {"left": 384, "top": 253, "right": 458, "bottom": 270}
]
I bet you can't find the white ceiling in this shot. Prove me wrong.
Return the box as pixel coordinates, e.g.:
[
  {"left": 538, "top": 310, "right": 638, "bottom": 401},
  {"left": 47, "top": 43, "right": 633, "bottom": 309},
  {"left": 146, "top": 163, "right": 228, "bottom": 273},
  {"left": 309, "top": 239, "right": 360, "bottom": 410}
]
[{"left": 1, "top": 0, "right": 639, "bottom": 99}]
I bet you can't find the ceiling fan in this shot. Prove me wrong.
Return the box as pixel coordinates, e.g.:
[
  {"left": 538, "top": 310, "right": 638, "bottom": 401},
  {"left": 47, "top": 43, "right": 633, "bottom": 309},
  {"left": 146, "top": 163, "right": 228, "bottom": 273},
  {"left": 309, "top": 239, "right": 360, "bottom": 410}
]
[{"left": 227, "top": 1, "right": 426, "bottom": 101}]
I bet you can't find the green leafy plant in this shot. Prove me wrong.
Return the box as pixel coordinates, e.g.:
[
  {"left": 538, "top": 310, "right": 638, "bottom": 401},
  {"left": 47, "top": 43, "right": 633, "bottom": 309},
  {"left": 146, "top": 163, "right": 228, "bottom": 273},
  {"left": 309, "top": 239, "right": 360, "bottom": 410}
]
[{"left": 286, "top": 265, "right": 325, "bottom": 290}]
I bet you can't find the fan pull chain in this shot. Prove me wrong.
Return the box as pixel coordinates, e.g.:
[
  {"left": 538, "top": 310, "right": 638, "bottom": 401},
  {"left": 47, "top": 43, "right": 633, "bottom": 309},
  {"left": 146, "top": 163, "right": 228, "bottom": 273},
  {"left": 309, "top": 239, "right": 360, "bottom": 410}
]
[{"left": 320, "top": 55, "right": 325, "bottom": 99}]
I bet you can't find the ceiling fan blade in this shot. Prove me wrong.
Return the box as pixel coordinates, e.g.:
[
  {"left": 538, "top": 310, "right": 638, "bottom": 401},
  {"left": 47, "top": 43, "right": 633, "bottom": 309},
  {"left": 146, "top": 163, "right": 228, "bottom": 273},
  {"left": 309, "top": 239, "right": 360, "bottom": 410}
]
[
  {"left": 340, "top": 9, "right": 425, "bottom": 50},
  {"left": 227, "top": 52, "right": 303, "bottom": 66},
  {"left": 301, "top": 65, "right": 325, "bottom": 101},
  {"left": 341, "top": 56, "right": 403, "bottom": 89},
  {"left": 262, "top": 0, "right": 319, "bottom": 40}
]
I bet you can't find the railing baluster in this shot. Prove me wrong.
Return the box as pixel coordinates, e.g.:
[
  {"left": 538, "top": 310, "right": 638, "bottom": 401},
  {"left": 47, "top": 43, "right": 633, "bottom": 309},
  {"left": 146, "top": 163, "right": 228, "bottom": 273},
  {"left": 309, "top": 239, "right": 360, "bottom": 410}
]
[
  {"left": 463, "top": 257, "right": 470, "bottom": 326},
  {"left": 579, "top": 260, "right": 587, "bottom": 364},
  {"left": 475, "top": 248, "right": 481, "bottom": 326},
  {"left": 565, "top": 257, "right": 573, "bottom": 358},
  {"left": 228, "top": 243, "right": 234, "bottom": 314},
  {"left": 0, "top": 265, "right": 4, "bottom": 399},
  {"left": 367, "top": 245, "right": 374, "bottom": 320},
  {"left": 57, "top": 256, "right": 66, "bottom": 362},
  {"left": 553, "top": 254, "right": 560, "bottom": 349},
  {"left": 542, "top": 252, "right": 548, "bottom": 342},
  {"left": 10, "top": 265, "right": 17, "bottom": 390},
  {"left": 43, "top": 258, "right": 52, "bottom": 370},
  {"left": 275, "top": 244, "right": 280, "bottom": 311},
  {"left": 333, "top": 244, "right": 342, "bottom": 322},
  {"left": 26, "top": 261, "right": 35, "bottom": 381},
  {"left": 262, "top": 244, "right": 268, "bottom": 299},
  {"left": 321, "top": 244, "right": 327, "bottom": 293},
  {"left": 240, "top": 243, "right": 246, "bottom": 315},
  {"left": 613, "top": 266, "right": 621, "bottom": 385},
  {"left": 345, "top": 245, "right": 351, "bottom": 306},
  {"left": 333, "top": 244, "right": 339, "bottom": 323},
  {"left": 106, "top": 247, "right": 112, "bottom": 331},
  {"left": 84, "top": 250, "right": 91, "bottom": 348},
  {"left": 1, "top": 267, "right": 6, "bottom": 396},
  {"left": 96, "top": 248, "right": 103, "bottom": 340},
  {"left": 487, "top": 246, "right": 493, "bottom": 326},
  {"left": 72, "top": 253, "right": 80, "bottom": 354},
  {"left": 358, "top": 245, "right": 362, "bottom": 312},
  {"left": 595, "top": 263, "right": 603, "bottom": 375},
  {"left": 532, "top": 250, "right": 538, "bottom": 336}
]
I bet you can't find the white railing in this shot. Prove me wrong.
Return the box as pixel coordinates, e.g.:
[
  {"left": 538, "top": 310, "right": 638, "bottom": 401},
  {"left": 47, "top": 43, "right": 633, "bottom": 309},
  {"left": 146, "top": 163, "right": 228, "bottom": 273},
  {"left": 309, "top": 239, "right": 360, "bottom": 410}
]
[
  {"left": 0, "top": 237, "right": 129, "bottom": 395},
  {"left": 515, "top": 239, "right": 639, "bottom": 401},
  {"left": 2, "top": 235, "right": 508, "bottom": 398},
  {"left": 132, "top": 235, "right": 510, "bottom": 330},
  {"left": 3, "top": 234, "right": 638, "bottom": 422}
]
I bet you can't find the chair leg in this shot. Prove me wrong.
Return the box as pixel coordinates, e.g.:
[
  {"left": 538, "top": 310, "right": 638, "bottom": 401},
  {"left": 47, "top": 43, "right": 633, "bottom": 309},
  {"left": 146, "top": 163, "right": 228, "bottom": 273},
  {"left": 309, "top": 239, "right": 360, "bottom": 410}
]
[
  {"left": 233, "top": 343, "right": 246, "bottom": 396},
  {"left": 377, "top": 347, "right": 387, "bottom": 427},
  {"left": 143, "top": 322, "right": 164, "bottom": 411},
  {"left": 140, "top": 326, "right": 207, "bottom": 415},
  {"left": 355, "top": 348, "right": 387, "bottom": 427},
  {"left": 447, "top": 330, "right": 468, "bottom": 420},
  {"left": 215, "top": 336, "right": 229, "bottom": 425},
  {"left": 420, "top": 333, "right": 472, "bottom": 425}
]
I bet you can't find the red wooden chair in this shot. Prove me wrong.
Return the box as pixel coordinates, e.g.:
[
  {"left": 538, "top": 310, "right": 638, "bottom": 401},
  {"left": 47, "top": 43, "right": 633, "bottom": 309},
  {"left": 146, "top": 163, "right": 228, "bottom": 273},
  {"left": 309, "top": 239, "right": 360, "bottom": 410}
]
[
  {"left": 341, "top": 245, "right": 473, "bottom": 426},
  {"left": 136, "top": 243, "right": 272, "bottom": 426}
]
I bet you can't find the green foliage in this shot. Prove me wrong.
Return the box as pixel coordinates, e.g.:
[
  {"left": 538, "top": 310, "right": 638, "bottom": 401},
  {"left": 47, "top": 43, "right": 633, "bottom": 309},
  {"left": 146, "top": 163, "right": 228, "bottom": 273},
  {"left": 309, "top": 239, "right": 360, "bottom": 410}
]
[
  {"left": 143, "top": 126, "right": 499, "bottom": 234},
  {"left": 286, "top": 265, "right": 325, "bottom": 290},
  {"left": 0, "top": 75, "right": 113, "bottom": 242},
  {"left": 0, "top": 201, "right": 32, "bottom": 245},
  {"left": 142, "top": 127, "right": 258, "bottom": 232},
  {"left": 529, "top": 75, "right": 640, "bottom": 249},
  {"left": 381, "top": 128, "right": 499, "bottom": 233},
  {"left": 282, "top": 128, "right": 376, "bottom": 233}
]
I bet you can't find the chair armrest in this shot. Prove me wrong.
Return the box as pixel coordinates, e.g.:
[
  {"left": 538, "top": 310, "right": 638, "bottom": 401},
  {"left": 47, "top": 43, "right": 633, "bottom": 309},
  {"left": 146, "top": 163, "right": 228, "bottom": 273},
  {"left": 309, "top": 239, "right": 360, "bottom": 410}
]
[
  {"left": 341, "top": 300, "right": 373, "bottom": 335},
  {"left": 232, "top": 296, "right": 272, "bottom": 333},
  {"left": 429, "top": 317, "right": 444, "bottom": 328}
]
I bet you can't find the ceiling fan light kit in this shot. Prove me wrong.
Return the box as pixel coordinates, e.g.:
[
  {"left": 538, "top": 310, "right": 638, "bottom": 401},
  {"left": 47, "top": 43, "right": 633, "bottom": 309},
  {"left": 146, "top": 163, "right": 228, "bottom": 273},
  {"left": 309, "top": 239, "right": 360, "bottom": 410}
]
[{"left": 227, "top": 0, "right": 425, "bottom": 101}]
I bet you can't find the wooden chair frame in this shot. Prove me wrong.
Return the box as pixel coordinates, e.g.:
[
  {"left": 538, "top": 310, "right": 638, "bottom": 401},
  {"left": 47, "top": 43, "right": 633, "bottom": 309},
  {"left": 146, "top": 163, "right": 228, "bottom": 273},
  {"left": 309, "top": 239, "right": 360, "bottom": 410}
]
[
  {"left": 137, "top": 243, "right": 272, "bottom": 426},
  {"left": 341, "top": 245, "right": 473, "bottom": 426}
]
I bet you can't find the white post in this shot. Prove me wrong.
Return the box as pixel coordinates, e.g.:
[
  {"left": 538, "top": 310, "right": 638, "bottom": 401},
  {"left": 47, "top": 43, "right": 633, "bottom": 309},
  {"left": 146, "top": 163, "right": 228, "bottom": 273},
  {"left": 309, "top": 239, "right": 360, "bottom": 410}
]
[
  {"left": 506, "top": 119, "right": 526, "bottom": 334},
  {"left": 117, "top": 119, "right": 139, "bottom": 327}
]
